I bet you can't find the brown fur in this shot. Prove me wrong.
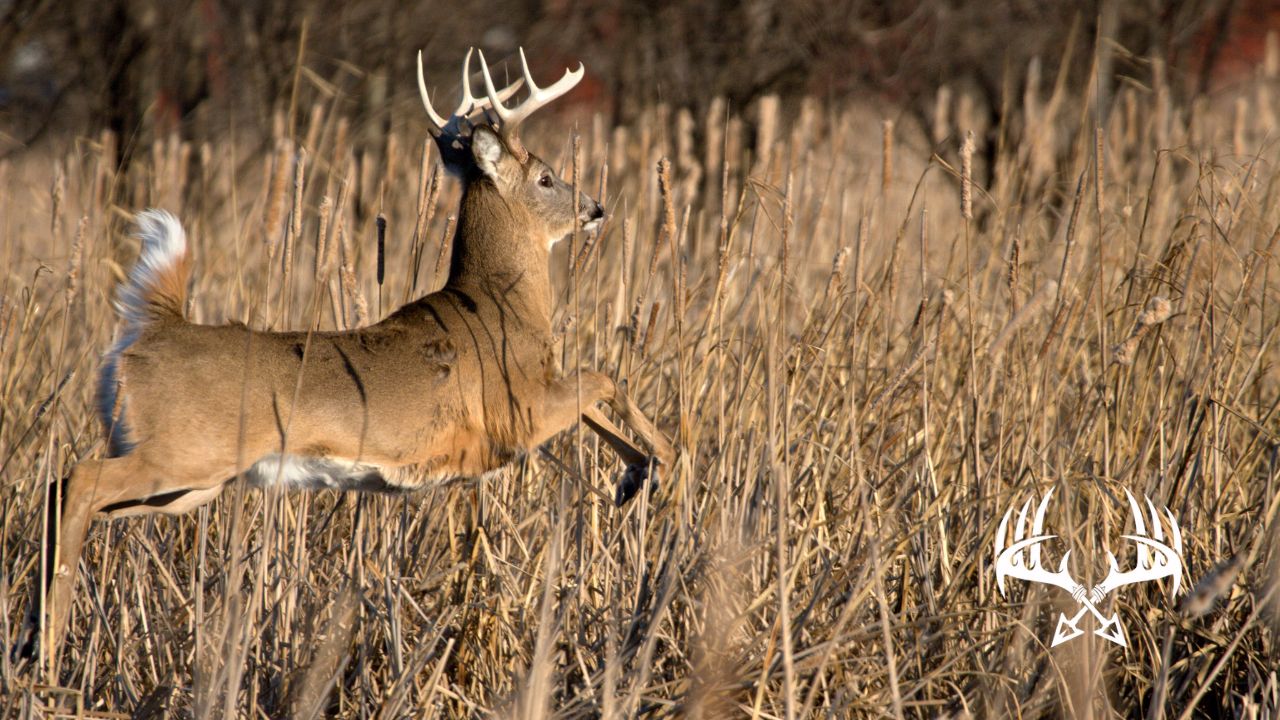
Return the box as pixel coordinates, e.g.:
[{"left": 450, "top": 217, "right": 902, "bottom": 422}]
[{"left": 19, "top": 123, "right": 673, "bottom": 665}]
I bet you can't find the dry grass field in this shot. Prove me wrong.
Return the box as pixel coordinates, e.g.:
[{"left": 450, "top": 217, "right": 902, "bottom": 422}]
[{"left": 2, "top": 49, "right": 1280, "bottom": 719}]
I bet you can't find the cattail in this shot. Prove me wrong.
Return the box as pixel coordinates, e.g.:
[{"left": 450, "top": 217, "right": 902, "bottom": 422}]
[
  {"left": 264, "top": 139, "right": 293, "bottom": 260},
  {"left": 960, "top": 131, "right": 974, "bottom": 220},
  {"left": 1137, "top": 295, "right": 1173, "bottom": 326},
  {"left": 1113, "top": 295, "right": 1173, "bottom": 365},
  {"left": 824, "top": 246, "right": 851, "bottom": 300},
  {"left": 1008, "top": 228, "right": 1022, "bottom": 310},
  {"left": 286, "top": 148, "right": 307, "bottom": 277},
  {"left": 705, "top": 97, "right": 726, "bottom": 192},
  {"left": 66, "top": 217, "right": 87, "bottom": 304},
  {"left": 640, "top": 301, "right": 661, "bottom": 357},
  {"left": 652, "top": 158, "right": 675, "bottom": 278},
  {"left": 50, "top": 161, "right": 64, "bottom": 237},
  {"left": 881, "top": 119, "right": 894, "bottom": 195},
  {"left": 338, "top": 223, "right": 368, "bottom": 327},
  {"left": 315, "top": 195, "right": 333, "bottom": 281},
  {"left": 610, "top": 125, "right": 628, "bottom": 177},
  {"left": 756, "top": 95, "right": 779, "bottom": 167},
  {"left": 1094, "top": 127, "right": 1105, "bottom": 214},
  {"left": 375, "top": 214, "right": 386, "bottom": 288},
  {"left": 726, "top": 116, "right": 745, "bottom": 173},
  {"left": 676, "top": 108, "right": 701, "bottom": 203}
]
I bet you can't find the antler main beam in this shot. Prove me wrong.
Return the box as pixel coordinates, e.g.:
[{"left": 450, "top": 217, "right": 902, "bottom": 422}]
[
  {"left": 476, "top": 47, "right": 584, "bottom": 161},
  {"left": 416, "top": 48, "right": 524, "bottom": 136}
]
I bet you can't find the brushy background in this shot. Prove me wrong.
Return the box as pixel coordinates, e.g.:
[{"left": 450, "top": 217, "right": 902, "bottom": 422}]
[{"left": 2, "top": 1, "right": 1280, "bottom": 718}]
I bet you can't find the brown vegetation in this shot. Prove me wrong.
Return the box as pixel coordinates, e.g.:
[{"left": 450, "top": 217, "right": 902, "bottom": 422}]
[{"left": 2, "top": 32, "right": 1279, "bottom": 720}]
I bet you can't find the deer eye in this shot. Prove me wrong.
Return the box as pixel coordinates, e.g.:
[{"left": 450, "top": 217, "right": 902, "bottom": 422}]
[{"left": 538, "top": 174, "right": 554, "bottom": 188}]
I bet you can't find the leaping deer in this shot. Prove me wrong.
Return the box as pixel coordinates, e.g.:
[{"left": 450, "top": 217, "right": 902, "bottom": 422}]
[{"left": 17, "top": 47, "right": 674, "bottom": 663}]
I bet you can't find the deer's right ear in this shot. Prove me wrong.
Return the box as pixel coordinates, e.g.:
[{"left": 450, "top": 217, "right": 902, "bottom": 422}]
[{"left": 471, "top": 126, "right": 507, "bottom": 181}]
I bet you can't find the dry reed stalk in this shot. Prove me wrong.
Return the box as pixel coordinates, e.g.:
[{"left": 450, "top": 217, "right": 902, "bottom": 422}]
[{"left": 433, "top": 215, "right": 456, "bottom": 289}]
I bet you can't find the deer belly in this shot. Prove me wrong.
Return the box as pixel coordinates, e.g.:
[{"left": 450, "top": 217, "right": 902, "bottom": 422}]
[{"left": 246, "top": 453, "right": 399, "bottom": 492}]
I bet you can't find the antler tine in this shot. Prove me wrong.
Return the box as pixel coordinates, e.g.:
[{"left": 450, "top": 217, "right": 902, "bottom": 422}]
[
  {"left": 477, "top": 47, "right": 585, "bottom": 159},
  {"left": 454, "top": 48, "right": 480, "bottom": 119},
  {"left": 417, "top": 50, "right": 449, "bottom": 131},
  {"left": 417, "top": 48, "right": 524, "bottom": 135}
]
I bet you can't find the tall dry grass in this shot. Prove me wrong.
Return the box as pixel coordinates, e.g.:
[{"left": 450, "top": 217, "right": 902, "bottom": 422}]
[{"left": 2, "top": 53, "right": 1280, "bottom": 718}]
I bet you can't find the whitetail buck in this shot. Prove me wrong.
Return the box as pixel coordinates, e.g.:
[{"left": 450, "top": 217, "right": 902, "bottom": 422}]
[{"left": 17, "top": 47, "right": 674, "bottom": 662}]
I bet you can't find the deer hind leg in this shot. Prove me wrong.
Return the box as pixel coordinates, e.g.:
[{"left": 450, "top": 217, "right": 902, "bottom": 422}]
[
  {"left": 536, "top": 371, "right": 675, "bottom": 506},
  {"left": 16, "top": 455, "right": 224, "bottom": 664}
]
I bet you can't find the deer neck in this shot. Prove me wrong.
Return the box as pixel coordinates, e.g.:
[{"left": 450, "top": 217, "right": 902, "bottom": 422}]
[{"left": 444, "top": 181, "right": 553, "bottom": 331}]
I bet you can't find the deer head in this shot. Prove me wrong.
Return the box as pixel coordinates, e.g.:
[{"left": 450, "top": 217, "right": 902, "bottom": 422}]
[{"left": 418, "top": 48, "right": 602, "bottom": 252}]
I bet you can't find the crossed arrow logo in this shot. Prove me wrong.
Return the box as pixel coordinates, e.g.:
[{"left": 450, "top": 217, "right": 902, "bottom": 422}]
[{"left": 993, "top": 489, "right": 1184, "bottom": 647}]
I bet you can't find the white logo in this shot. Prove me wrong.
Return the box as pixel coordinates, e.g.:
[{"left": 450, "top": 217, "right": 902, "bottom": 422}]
[{"left": 993, "top": 489, "right": 1183, "bottom": 647}]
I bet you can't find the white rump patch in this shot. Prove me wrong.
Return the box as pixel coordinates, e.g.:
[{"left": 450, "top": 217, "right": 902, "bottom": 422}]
[{"left": 246, "top": 454, "right": 387, "bottom": 491}]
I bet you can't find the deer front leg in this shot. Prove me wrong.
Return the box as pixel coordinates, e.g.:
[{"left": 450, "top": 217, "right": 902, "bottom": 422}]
[{"left": 534, "top": 371, "right": 674, "bottom": 505}]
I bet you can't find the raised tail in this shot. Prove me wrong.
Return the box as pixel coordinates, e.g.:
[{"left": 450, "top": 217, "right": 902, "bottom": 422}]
[
  {"left": 115, "top": 209, "right": 190, "bottom": 326},
  {"left": 97, "top": 210, "right": 190, "bottom": 457}
]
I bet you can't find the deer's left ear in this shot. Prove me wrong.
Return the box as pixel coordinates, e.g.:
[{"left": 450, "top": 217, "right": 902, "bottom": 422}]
[{"left": 471, "top": 126, "right": 507, "bottom": 181}]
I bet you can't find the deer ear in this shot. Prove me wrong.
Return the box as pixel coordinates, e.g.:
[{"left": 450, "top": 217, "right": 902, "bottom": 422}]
[{"left": 471, "top": 126, "right": 506, "bottom": 181}]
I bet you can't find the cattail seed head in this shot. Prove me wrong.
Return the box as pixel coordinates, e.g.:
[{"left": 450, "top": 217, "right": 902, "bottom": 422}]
[
  {"left": 376, "top": 214, "right": 386, "bottom": 286},
  {"left": 960, "top": 130, "right": 975, "bottom": 220},
  {"left": 1137, "top": 295, "right": 1173, "bottom": 327}
]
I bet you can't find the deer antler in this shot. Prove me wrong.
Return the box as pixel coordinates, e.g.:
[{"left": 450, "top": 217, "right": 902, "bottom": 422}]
[
  {"left": 476, "top": 47, "right": 585, "bottom": 162},
  {"left": 416, "top": 48, "right": 524, "bottom": 139},
  {"left": 1089, "top": 490, "right": 1183, "bottom": 603},
  {"left": 994, "top": 489, "right": 1085, "bottom": 600}
]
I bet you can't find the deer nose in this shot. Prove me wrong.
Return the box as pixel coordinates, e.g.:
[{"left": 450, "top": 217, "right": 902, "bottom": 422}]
[{"left": 581, "top": 200, "right": 603, "bottom": 222}]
